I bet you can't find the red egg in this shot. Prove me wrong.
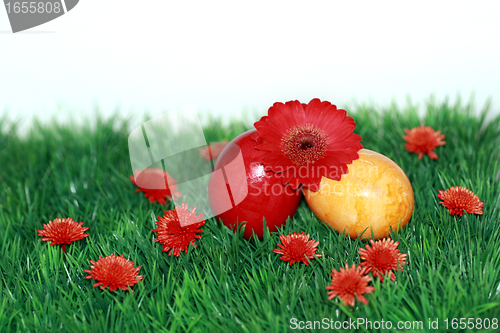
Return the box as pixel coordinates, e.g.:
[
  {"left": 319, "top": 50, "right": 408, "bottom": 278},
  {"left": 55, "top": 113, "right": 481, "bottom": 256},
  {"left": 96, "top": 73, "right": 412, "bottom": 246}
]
[{"left": 208, "top": 129, "right": 302, "bottom": 239}]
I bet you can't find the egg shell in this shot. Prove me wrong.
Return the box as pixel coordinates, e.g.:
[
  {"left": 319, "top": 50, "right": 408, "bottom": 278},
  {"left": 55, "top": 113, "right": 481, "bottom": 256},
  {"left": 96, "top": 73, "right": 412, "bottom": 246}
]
[
  {"left": 304, "top": 149, "right": 414, "bottom": 239},
  {"left": 208, "top": 129, "right": 302, "bottom": 239}
]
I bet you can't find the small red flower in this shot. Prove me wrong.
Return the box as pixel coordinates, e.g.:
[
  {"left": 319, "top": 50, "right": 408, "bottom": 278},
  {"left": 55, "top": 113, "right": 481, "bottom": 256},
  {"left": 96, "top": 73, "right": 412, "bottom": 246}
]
[
  {"left": 253, "top": 98, "right": 363, "bottom": 191},
  {"left": 273, "top": 232, "right": 322, "bottom": 265},
  {"left": 403, "top": 125, "right": 446, "bottom": 160},
  {"left": 326, "top": 263, "right": 375, "bottom": 306},
  {"left": 437, "top": 186, "right": 484, "bottom": 216},
  {"left": 359, "top": 238, "right": 408, "bottom": 282},
  {"left": 37, "top": 218, "right": 89, "bottom": 253},
  {"left": 152, "top": 202, "right": 205, "bottom": 256},
  {"left": 130, "top": 168, "right": 182, "bottom": 205},
  {"left": 199, "top": 141, "right": 229, "bottom": 161},
  {"left": 84, "top": 254, "right": 143, "bottom": 292}
]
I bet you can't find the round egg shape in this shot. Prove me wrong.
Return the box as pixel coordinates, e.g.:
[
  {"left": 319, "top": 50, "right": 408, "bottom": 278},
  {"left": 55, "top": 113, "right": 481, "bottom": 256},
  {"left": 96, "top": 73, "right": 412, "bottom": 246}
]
[
  {"left": 208, "top": 129, "right": 302, "bottom": 239},
  {"left": 304, "top": 149, "right": 414, "bottom": 239}
]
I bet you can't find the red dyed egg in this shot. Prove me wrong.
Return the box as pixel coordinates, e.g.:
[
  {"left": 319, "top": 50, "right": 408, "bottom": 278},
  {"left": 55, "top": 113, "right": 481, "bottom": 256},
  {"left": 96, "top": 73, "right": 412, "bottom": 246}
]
[{"left": 208, "top": 129, "right": 302, "bottom": 239}]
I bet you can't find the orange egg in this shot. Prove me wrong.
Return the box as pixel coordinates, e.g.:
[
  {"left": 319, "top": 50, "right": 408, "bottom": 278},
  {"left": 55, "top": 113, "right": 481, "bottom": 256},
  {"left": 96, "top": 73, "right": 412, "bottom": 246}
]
[{"left": 303, "top": 149, "right": 414, "bottom": 240}]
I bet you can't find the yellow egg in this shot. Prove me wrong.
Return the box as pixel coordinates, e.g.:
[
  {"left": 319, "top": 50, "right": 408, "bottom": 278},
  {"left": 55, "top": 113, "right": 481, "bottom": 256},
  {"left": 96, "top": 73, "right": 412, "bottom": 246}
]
[{"left": 304, "top": 149, "right": 414, "bottom": 240}]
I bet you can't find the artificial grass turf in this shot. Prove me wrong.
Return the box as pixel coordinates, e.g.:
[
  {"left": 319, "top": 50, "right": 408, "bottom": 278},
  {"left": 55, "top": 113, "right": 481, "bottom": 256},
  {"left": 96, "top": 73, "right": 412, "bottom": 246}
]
[{"left": 0, "top": 98, "right": 499, "bottom": 333}]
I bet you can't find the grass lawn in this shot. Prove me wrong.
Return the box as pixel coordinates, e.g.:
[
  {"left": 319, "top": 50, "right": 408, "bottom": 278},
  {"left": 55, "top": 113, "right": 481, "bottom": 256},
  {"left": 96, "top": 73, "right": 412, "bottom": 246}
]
[{"left": 1, "top": 98, "right": 499, "bottom": 333}]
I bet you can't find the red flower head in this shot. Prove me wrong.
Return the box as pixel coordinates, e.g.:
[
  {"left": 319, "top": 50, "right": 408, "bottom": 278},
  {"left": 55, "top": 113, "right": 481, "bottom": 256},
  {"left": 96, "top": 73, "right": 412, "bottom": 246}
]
[
  {"left": 403, "top": 125, "right": 446, "bottom": 160},
  {"left": 359, "top": 238, "right": 408, "bottom": 282},
  {"left": 437, "top": 186, "right": 484, "bottom": 216},
  {"left": 326, "top": 263, "right": 375, "bottom": 306},
  {"left": 130, "top": 168, "right": 182, "bottom": 205},
  {"left": 273, "top": 232, "right": 322, "bottom": 265},
  {"left": 37, "top": 217, "right": 89, "bottom": 253},
  {"left": 199, "top": 141, "right": 229, "bottom": 161},
  {"left": 84, "top": 254, "right": 143, "bottom": 292},
  {"left": 152, "top": 202, "right": 205, "bottom": 256},
  {"left": 253, "top": 99, "right": 363, "bottom": 191}
]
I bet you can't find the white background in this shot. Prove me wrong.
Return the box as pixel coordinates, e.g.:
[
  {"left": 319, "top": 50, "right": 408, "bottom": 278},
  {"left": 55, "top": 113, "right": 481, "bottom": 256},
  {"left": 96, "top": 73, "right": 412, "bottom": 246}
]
[{"left": 1, "top": 0, "right": 500, "bottom": 132}]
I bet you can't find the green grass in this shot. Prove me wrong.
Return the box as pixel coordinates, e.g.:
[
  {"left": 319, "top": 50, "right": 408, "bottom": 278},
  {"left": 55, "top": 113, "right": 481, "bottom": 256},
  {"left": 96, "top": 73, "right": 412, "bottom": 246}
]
[{"left": 1, "top": 98, "right": 500, "bottom": 333}]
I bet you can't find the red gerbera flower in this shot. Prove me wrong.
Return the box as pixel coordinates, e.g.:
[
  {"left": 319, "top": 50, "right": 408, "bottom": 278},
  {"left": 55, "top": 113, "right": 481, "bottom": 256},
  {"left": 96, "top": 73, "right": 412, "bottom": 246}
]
[
  {"left": 199, "top": 141, "right": 229, "bottom": 161},
  {"left": 253, "top": 98, "right": 363, "bottom": 191},
  {"left": 273, "top": 232, "right": 322, "bottom": 265},
  {"left": 326, "top": 263, "right": 375, "bottom": 306},
  {"left": 359, "top": 238, "right": 408, "bottom": 282},
  {"left": 84, "top": 254, "right": 143, "bottom": 292},
  {"left": 403, "top": 125, "right": 446, "bottom": 160},
  {"left": 130, "top": 168, "right": 182, "bottom": 205},
  {"left": 437, "top": 186, "right": 484, "bottom": 216},
  {"left": 37, "top": 217, "right": 89, "bottom": 253},
  {"left": 152, "top": 202, "right": 205, "bottom": 256}
]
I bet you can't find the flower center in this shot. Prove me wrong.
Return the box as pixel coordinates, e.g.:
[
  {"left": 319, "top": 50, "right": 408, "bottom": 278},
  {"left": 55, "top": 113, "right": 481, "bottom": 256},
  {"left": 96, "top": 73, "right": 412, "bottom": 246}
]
[
  {"left": 340, "top": 277, "right": 358, "bottom": 292},
  {"left": 373, "top": 250, "right": 396, "bottom": 269},
  {"left": 281, "top": 124, "right": 328, "bottom": 165},
  {"left": 456, "top": 192, "right": 471, "bottom": 208},
  {"left": 300, "top": 138, "right": 314, "bottom": 150}
]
